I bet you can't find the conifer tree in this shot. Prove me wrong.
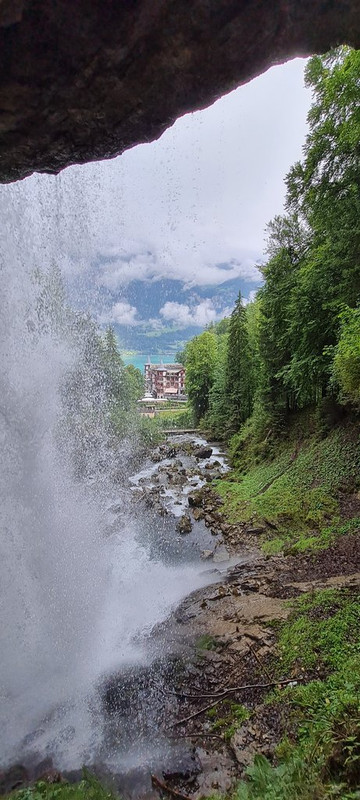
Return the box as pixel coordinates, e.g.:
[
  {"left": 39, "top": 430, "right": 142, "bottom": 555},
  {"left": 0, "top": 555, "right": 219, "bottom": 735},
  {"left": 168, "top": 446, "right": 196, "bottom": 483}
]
[{"left": 225, "top": 292, "right": 253, "bottom": 432}]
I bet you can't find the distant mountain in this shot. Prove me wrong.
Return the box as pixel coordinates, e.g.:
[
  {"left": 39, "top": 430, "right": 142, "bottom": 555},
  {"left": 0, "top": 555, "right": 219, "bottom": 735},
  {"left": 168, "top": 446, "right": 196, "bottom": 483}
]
[{"left": 109, "top": 274, "right": 261, "bottom": 353}]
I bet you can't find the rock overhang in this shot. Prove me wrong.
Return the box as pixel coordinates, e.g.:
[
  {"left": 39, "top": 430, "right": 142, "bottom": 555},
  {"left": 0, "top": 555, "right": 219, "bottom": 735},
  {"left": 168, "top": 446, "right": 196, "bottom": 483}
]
[{"left": 0, "top": 0, "right": 360, "bottom": 183}]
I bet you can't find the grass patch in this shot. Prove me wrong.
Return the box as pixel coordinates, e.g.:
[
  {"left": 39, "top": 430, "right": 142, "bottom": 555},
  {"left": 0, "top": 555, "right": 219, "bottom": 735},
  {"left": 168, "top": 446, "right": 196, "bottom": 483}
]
[
  {"left": 235, "top": 587, "right": 360, "bottom": 799},
  {"left": 156, "top": 404, "right": 194, "bottom": 429},
  {"left": 215, "top": 422, "right": 360, "bottom": 553},
  {"left": 196, "top": 633, "right": 218, "bottom": 651},
  {"left": 5, "top": 774, "right": 116, "bottom": 800},
  {"left": 207, "top": 701, "right": 250, "bottom": 741},
  {"left": 276, "top": 588, "right": 360, "bottom": 674}
]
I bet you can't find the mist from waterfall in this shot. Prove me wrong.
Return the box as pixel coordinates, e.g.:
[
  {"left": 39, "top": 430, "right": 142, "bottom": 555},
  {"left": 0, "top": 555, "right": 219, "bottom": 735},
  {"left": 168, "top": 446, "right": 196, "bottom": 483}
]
[{"left": 0, "top": 174, "right": 210, "bottom": 770}]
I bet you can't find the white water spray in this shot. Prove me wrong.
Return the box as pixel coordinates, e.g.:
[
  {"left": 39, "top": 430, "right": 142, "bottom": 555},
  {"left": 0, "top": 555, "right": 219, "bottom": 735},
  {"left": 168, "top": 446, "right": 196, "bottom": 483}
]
[{"left": 0, "top": 174, "right": 210, "bottom": 769}]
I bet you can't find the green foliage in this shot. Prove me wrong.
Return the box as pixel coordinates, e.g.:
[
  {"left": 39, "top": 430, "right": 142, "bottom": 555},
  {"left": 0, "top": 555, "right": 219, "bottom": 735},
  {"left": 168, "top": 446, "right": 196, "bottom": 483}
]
[
  {"left": 235, "top": 588, "right": 360, "bottom": 799},
  {"left": 235, "top": 753, "right": 322, "bottom": 800},
  {"left": 138, "top": 415, "right": 164, "bottom": 447},
  {"left": 216, "top": 418, "right": 360, "bottom": 552},
  {"left": 6, "top": 774, "right": 116, "bottom": 800},
  {"left": 206, "top": 701, "right": 250, "bottom": 740},
  {"left": 157, "top": 404, "right": 195, "bottom": 429},
  {"left": 124, "top": 364, "right": 145, "bottom": 405},
  {"left": 333, "top": 307, "right": 360, "bottom": 406},
  {"left": 178, "top": 47, "right": 360, "bottom": 441},
  {"left": 225, "top": 292, "right": 255, "bottom": 432},
  {"left": 205, "top": 333, "right": 230, "bottom": 437},
  {"left": 183, "top": 330, "right": 218, "bottom": 423},
  {"left": 196, "top": 633, "right": 218, "bottom": 651},
  {"left": 277, "top": 588, "right": 360, "bottom": 673}
]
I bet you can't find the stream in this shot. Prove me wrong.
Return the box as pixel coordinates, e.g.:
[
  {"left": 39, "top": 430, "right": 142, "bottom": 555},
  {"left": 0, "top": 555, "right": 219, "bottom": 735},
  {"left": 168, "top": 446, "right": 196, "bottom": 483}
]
[
  {"left": 1, "top": 432, "right": 245, "bottom": 797},
  {"left": 95, "top": 433, "right": 238, "bottom": 793}
]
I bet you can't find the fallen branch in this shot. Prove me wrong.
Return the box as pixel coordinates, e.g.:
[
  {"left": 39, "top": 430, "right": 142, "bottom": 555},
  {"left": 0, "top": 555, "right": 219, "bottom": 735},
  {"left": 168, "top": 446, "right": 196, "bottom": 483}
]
[
  {"left": 171, "top": 677, "right": 303, "bottom": 727},
  {"left": 169, "top": 689, "right": 225, "bottom": 700},
  {"left": 168, "top": 732, "right": 224, "bottom": 741},
  {"left": 151, "top": 774, "right": 193, "bottom": 800},
  {"left": 246, "top": 640, "right": 272, "bottom": 682},
  {"left": 170, "top": 697, "right": 224, "bottom": 726}
]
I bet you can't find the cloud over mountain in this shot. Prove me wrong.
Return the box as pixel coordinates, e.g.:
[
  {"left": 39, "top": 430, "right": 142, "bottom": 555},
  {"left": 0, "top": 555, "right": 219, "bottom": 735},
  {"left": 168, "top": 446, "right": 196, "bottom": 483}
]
[
  {"left": 160, "top": 298, "right": 231, "bottom": 327},
  {"left": 100, "top": 301, "right": 139, "bottom": 326}
]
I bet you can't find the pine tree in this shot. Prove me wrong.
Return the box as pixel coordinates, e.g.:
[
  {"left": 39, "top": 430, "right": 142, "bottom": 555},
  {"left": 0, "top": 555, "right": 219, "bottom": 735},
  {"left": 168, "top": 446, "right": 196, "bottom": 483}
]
[
  {"left": 225, "top": 292, "right": 253, "bottom": 432},
  {"left": 103, "top": 326, "right": 126, "bottom": 404}
]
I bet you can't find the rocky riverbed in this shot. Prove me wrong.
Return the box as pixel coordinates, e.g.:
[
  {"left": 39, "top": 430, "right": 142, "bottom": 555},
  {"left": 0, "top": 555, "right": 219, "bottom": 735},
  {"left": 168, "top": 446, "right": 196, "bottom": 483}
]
[
  {"left": 105, "top": 434, "right": 360, "bottom": 799},
  {"left": 3, "top": 434, "right": 360, "bottom": 798}
]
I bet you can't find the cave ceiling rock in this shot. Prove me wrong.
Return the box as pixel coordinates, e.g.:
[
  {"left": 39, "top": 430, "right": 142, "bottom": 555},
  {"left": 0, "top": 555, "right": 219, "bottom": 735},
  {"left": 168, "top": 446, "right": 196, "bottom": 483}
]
[{"left": 1, "top": 0, "right": 360, "bottom": 182}]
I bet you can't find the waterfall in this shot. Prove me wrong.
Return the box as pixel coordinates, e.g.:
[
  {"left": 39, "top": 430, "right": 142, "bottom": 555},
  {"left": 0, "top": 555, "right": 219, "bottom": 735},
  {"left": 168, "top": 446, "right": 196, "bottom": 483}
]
[{"left": 0, "top": 172, "right": 209, "bottom": 770}]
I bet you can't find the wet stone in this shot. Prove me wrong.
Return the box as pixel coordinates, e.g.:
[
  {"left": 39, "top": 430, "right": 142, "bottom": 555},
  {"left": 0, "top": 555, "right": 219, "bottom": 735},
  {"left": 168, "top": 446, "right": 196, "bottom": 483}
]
[
  {"left": 194, "top": 446, "right": 213, "bottom": 459},
  {"left": 188, "top": 491, "right": 204, "bottom": 507},
  {"left": 0, "top": 765, "right": 29, "bottom": 795},
  {"left": 162, "top": 748, "right": 202, "bottom": 782},
  {"left": 176, "top": 514, "right": 192, "bottom": 534}
]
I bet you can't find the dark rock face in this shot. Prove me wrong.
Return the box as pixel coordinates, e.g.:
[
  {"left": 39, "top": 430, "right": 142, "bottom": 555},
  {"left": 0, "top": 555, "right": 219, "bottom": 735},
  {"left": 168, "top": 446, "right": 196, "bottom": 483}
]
[
  {"left": 0, "top": 764, "right": 29, "bottom": 795},
  {"left": 1, "top": 0, "right": 360, "bottom": 183}
]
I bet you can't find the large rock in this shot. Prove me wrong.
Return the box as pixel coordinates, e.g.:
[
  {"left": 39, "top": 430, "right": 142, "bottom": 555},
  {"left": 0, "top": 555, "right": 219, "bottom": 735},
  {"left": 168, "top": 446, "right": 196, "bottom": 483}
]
[
  {"left": 176, "top": 514, "right": 192, "bottom": 534},
  {"left": 188, "top": 490, "right": 204, "bottom": 507},
  {"left": 195, "top": 446, "right": 213, "bottom": 459},
  {"left": 1, "top": 1, "right": 360, "bottom": 182}
]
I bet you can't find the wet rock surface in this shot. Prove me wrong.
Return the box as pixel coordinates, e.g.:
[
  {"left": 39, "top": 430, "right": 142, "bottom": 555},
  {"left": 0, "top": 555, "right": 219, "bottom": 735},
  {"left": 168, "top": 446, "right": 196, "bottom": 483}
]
[
  {"left": 1, "top": 1, "right": 360, "bottom": 182},
  {"left": 177, "top": 515, "right": 192, "bottom": 534}
]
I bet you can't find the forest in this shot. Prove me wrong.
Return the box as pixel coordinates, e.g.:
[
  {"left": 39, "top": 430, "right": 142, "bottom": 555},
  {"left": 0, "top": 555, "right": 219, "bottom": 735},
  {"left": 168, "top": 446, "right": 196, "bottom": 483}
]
[{"left": 182, "top": 47, "right": 360, "bottom": 452}]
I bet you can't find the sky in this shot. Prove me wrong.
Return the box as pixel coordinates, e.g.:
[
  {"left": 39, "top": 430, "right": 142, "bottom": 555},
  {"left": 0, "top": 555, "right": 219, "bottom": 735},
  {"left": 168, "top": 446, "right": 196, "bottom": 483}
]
[{"left": 3, "top": 57, "right": 312, "bottom": 332}]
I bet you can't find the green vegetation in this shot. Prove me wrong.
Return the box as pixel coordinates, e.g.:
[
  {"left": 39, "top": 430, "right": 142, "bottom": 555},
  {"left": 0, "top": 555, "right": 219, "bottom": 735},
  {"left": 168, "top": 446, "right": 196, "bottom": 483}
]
[
  {"left": 156, "top": 403, "right": 195, "bottom": 429},
  {"left": 5, "top": 774, "right": 116, "bottom": 800},
  {"left": 181, "top": 330, "right": 218, "bottom": 423},
  {"left": 225, "top": 293, "right": 254, "bottom": 432},
  {"left": 177, "top": 49, "right": 360, "bottom": 799},
  {"left": 333, "top": 307, "right": 360, "bottom": 407},
  {"left": 235, "top": 588, "right": 360, "bottom": 799},
  {"left": 196, "top": 633, "right": 218, "bottom": 651},
  {"left": 181, "top": 47, "right": 360, "bottom": 447},
  {"left": 277, "top": 588, "right": 360, "bottom": 673},
  {"left": 206, "top": 700, "right": 250, "bottom": 741},
  {"left": 215, "top": 418, "right": 360, "bottom": 553},
  {"left": 211, "top": 702, "right": 250, "bottom": 741},
  {"left": 181, "top": 46, "right": 360, "bottom": 559}
]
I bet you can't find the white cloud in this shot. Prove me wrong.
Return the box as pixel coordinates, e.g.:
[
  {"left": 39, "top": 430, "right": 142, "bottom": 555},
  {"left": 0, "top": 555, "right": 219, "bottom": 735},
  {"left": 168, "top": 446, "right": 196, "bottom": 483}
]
[
  {"left": 97, "top": 246, "right": 159, "bottom": 290},
  {"left": 96, "top": 245, "right": 262, "bottom": 291},
  {"left": 3, "top": 58, "right": 311, "bottom": 312},
  {"left": 242, "top": 288, "right": 259, "bottom": 306},
  {"left": 160, "top": 299, "right": 231, "bottom": 328},
  {"left": 99, "top": 301, "right": 139, "bottom": 326},
  {"left": 56, "top": 58, "right": 310, "bottom": 295}
]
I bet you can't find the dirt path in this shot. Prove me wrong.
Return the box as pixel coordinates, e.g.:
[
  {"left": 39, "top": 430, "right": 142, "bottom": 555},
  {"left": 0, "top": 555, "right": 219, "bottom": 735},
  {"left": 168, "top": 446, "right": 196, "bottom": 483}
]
[{"left": 153, "top": 546, "right": 360, "bottom": 798}]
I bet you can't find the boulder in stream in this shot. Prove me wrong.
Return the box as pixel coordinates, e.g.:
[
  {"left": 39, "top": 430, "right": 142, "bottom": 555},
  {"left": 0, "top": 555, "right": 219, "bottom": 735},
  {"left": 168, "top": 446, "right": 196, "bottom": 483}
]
[
  {"left": 176, "top": 515, "right": 192, "bottom": 534},
  {"left": 194, "top": 445, "right": 213, "bottom": 459},
  {"left": 188, "top": 490, "right": 204, "bottom": 507}
]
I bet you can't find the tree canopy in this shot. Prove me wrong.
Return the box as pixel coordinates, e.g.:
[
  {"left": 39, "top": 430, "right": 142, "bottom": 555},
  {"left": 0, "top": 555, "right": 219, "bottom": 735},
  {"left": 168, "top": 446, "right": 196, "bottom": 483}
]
[{"left": 183, "top": 47, "right": 360, "bottom": 444}]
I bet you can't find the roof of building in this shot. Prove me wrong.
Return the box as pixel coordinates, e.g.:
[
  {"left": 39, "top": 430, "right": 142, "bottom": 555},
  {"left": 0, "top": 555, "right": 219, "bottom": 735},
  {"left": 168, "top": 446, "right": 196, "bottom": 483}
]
[{"left": 149, "top": 363, "right": 184, "bottom": 371}]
